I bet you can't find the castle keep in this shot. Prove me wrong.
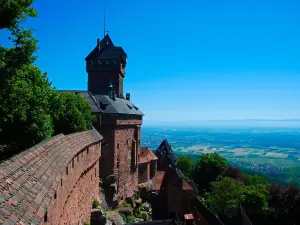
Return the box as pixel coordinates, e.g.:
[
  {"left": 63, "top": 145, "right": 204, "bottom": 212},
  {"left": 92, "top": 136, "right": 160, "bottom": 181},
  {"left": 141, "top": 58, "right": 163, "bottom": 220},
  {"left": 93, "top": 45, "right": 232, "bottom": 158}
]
[{"left": 62, "top": 34, "right": 145, "bottom": 204}]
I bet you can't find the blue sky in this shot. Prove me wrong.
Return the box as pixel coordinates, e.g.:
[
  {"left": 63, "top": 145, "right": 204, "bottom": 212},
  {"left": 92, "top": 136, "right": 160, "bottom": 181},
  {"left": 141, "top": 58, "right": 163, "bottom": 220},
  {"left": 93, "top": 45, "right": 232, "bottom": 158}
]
[{"left": 2, "top": 0, "right": 300, "bottom": 122}]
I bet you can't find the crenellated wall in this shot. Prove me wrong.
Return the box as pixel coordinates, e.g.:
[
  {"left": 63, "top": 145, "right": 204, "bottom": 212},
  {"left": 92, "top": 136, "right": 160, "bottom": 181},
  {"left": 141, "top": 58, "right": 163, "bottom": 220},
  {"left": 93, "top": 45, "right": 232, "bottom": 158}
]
[{"left": 0, "top": 129, "right": 103, "bottom": 225}]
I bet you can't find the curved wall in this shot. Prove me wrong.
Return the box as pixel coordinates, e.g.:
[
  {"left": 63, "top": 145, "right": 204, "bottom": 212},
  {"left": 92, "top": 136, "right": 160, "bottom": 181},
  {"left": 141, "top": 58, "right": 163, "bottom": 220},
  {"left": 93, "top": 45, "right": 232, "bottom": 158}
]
[{"left": 0, "top": 129, "right": 102, "bottom": 225}]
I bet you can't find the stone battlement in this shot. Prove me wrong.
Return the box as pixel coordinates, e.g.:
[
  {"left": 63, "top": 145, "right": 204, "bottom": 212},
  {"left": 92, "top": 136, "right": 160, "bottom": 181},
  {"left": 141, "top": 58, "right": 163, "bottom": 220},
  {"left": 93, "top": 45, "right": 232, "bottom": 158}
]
[{"left": 0, "top": 129, "right": 103, "bottom": 225}]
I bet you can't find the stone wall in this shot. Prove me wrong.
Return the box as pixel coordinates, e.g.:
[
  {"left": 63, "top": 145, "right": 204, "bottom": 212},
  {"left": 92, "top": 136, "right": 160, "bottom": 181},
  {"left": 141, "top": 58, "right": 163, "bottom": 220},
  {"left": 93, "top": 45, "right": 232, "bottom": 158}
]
[
  {"left": 115, "top": 126, "right": 139, "bottom": 200},
  {"left": 0, "top": 130, "right": 103, "bottom": 225},
  {"left": 138, "top": 163, "right": 149, "bottom": 183},
  {"left": 59, "top": 161, "right": 100, "bottom": 225},
  {"left": 47, "top": 143, "right": 102, "bottom": 225}
]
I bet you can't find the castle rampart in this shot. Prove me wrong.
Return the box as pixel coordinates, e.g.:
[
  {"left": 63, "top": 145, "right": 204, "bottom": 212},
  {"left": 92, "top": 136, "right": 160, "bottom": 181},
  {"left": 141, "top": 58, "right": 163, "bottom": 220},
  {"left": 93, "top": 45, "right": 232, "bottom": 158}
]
[{"left": 0, "top": 129, "right": 103, "bottom": 225}]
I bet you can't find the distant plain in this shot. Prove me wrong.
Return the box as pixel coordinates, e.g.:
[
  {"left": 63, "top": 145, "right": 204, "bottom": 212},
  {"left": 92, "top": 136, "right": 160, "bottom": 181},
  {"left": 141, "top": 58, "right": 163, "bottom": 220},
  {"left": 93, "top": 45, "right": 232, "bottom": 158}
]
[{"left": 141, "top": 122, "right": 300, "bottom": 186}]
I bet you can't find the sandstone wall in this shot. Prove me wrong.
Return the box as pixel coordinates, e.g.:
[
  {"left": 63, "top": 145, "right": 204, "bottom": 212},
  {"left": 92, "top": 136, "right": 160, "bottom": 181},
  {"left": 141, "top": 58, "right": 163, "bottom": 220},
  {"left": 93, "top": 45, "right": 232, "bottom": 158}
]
[
  {"left": 47, "top": 143, "right": 102, "bottom": 225},
  {"left": 115, "top": 127, "right": 139, "bottom": 200},
  {"left": 59, "top": 161, "right": 100, "bottom": 225},
  {"left": 0, "top": 130, "right": 103, "bottom": 225}
]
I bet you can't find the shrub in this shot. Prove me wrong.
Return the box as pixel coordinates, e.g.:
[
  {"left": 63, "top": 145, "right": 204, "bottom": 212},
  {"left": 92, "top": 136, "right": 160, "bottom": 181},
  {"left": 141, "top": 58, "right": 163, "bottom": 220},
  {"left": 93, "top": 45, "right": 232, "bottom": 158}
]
[
  {"left": 134, "top": 208, "right": 142, "bottom": 218},
  {"left": 83, "top": 222, "right": 90, "bottom": 225},
  {"left": 126, "top": 215, "right": 136, "bottom": 223},
  {"left": 92, "top": 199, "right": 100, "bottom": 209},
  {"left": 141, "top": 211, "right": 149, "bottom": 221}
]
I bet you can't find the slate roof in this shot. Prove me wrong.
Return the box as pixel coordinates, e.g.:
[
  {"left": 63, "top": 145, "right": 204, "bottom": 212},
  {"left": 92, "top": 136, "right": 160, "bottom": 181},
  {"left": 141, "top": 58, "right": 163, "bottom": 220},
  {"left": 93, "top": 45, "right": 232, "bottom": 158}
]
[
  {"left": 58, "top": 90, "right": 144, "bottom": 116},
  {"left": 155, "top": 139, "right": 177, "bottom": 167},
  {"left": 0, "top": 129, "right": 102, "bottom": 225},
  {"left": 139, "top": 147, "right": 158, "bottom": 164},
  {"left": 95, "top": 94, "right": 144, "bottom": 115},
  {"left": 85, "top": 34, "right": 127, "bottom": 60}
]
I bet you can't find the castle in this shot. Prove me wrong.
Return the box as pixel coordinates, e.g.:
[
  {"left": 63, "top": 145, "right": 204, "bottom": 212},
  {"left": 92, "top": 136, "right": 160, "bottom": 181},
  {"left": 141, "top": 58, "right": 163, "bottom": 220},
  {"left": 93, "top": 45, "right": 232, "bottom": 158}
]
[
  {"left": 61, "top": 34, "right": 150, "bottom": 204},
  {"left": 0, "top": 34, "right": 253, "bottom": 225}
]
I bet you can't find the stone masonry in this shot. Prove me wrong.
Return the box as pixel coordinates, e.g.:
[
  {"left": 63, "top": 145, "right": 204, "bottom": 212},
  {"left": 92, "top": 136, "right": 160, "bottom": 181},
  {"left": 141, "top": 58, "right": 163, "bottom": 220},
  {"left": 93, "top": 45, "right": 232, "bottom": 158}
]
[
  {"left": 0, "top": 129, "right": 103, "bottom": 225},
  {"left": 115, "top": 127, "right": 139, "bottom": 199}
]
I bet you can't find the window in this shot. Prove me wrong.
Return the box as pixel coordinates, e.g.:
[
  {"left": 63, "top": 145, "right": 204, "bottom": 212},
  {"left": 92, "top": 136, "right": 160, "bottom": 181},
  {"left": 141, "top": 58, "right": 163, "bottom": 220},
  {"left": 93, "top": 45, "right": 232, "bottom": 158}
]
[
  {"left": 54, "top": 192, "right": 57, "bottom": 199},
  {"left": 66, "top": 166, "right": 68, "bottom": 175},
  {"left": 126, "top": 139, "right": 129, "bottom": 145},
  {"left": 44, "top": 212, "right": 48, "bottom": 222},
  {"left": 72, "top": 159, "right": 74, "bottom": 168},
  {"left": 91, "top": 174, "right": 93, "bottom": 181},
  {"left": 117, "top": 143, "right": 120, "bottom": 149},
  {"left": 77, "top": 156, "right": 79, "bottom": 162},
  {"left": 61, "top": 179, "right": 63, "bottom": 186},
  {"left": 87, "top": 148, "right": 89, "bottom": 154}
]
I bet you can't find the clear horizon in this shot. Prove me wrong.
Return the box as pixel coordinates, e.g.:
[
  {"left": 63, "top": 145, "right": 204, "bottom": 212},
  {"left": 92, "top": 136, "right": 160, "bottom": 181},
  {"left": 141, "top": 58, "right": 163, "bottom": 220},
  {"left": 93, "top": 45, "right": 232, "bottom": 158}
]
[{"left": 1, "top": 0, "right": 300, "bottom": 121}]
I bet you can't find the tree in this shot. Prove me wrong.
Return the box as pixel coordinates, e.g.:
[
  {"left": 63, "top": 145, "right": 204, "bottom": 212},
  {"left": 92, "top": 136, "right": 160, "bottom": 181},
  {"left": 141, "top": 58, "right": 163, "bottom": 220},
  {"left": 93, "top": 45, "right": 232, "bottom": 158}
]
[
  {"left": 0, "top": 65, "right": 54, "bottom": 155},
  {"left": 0, "top": 0, "right": 37, "bottom": 29},
  {"left": 51, "top": 92, "right": 95, "bottom": 135},
  {"left": 0, "top": 1, "right": 95, "bottom": 160},
  {"left": 205, "top": 177, "right": 245, "bottom": 217},
  {"left": 243, "top": 173, "right": 267, "bottom": 186},
  {"left": 243, "top": 184, "right": 269, "bottom": 213},
  {"left": 0, "top": 1, "right": 55, "bottom": 158},
  {"left": 223, "top": 165, "right": 243, "bottom": 181},
  {"left": 191, "top": 152, "right": 228, "bottom": 193},
  {"left": 176, "top": 155, "right": 193, "bottom": 177}
]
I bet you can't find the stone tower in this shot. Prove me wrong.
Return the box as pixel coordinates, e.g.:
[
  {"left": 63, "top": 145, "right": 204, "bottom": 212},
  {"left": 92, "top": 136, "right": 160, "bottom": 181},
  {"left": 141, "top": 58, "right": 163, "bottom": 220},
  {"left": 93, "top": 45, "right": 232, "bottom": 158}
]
[
  {"left": 85, "top": 34, "right": 127, "bottom": 98},
  {"left": 85, "top": 35, "right": 143, "bottom": 205}
]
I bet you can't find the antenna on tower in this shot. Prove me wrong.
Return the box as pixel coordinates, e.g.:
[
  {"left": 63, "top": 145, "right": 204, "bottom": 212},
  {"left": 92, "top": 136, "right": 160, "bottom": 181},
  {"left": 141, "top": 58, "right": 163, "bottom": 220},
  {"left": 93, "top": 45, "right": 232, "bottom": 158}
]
[{"left": 104, "top": 8, "right": 106, "bottom": 38}]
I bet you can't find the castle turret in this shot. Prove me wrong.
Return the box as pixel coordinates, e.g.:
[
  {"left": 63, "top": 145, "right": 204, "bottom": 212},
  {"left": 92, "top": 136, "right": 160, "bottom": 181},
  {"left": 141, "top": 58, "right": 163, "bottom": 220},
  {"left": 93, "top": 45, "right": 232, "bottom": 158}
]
[{"left": 85, "top": 34, "right": 127, "bottom": 98}]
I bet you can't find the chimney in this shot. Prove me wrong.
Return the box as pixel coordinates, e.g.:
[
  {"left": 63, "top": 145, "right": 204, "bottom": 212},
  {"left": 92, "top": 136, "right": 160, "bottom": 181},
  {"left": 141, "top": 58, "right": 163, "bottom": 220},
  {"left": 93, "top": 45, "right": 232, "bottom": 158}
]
[{"left": 126, "top": 93, "right": 130, "bottom": 101}]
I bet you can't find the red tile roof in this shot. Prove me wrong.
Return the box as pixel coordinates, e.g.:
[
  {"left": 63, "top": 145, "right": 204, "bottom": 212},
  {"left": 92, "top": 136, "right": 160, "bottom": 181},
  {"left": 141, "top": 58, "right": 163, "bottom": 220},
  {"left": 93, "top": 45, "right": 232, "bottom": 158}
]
[
  {"left": 0, "top": 129, "right": 102, "bottom": 225},
  {"left": 139, "top": 147, "right": 158, "bottom": 164},
  {"left": 152, "top": 171, "right": 166, "bottom": 191}
]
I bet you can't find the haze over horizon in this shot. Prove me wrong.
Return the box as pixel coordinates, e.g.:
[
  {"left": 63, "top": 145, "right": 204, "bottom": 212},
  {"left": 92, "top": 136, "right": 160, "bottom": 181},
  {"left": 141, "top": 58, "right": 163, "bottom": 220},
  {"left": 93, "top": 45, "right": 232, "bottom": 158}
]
[{"left": 1, "top": 0, "right": 299, "bottom": 121}]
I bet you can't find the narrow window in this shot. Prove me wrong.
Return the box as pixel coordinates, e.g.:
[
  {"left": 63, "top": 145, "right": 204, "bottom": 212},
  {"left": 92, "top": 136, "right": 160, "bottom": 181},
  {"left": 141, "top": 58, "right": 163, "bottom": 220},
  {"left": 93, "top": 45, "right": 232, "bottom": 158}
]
[
  {"left": 61, "top": 179, "right": 63, "bottom": 186},
  {"left": 91, "top": 174, "right": 93, "bottom": 181},
  {"left": 72, "top": 159, "right": 74, "bottom": 168},
  {"left": 54, "top": 192, "right": 57, "bottom": 199},
  {"left": 117, "top": 143, "right": 120, "bottom": 149},
  {"left": 66, "top": 166, "right": 68, "bottom": 175},
  {"left": 44, "top": 212, "right": 48, "bottom": 222},
  {"left": 87, "top": 148, "right": 89, "bottom": 154},
  {"left": 77, "top": 156, "right": 79, "bottom": 162}
]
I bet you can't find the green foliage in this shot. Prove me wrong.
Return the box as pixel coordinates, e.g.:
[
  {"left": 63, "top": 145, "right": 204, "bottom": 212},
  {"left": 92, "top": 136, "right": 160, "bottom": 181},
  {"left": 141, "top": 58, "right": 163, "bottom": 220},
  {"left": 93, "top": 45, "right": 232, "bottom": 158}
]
[
  {"left": 141, "top": 211, "right": 149, "bottom": 221},
  {"left": 243, "top": 184, "right": 269, "bottom": 212},
  {"left": 0, "top": 64, "right": 54, "bottom": 157},
  {"left": 243, "top": 173, "right": 267, "bottom": 186},
  {"left": 205, "top": 177, "right": 245, "bottom": 216},
  {"left": 176, "top": 155, "right": 193, "bottom": 177},
  {"left": 0, "top": 1, "right": 94, "bottom": 160},
  {"left": 126, "top": 215, "right": 136, "bottom": 223},
  {"left": 191, "top": 152, "right": 228, "bottom": 193},
  {"left": 92, "top": 199, "right": 100, "bottom": 209},
  {"left": 0, "top": 0, "right": 37, "bottom": 29},
  {"left": 83, "top": 222, "right": 90, "bottom": 225},
  {"left": 133, "top": 208, "right": 141, "bottom": 218},
  {"left": 50, "top": 92, "right": 95, "bottom": 135}
]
